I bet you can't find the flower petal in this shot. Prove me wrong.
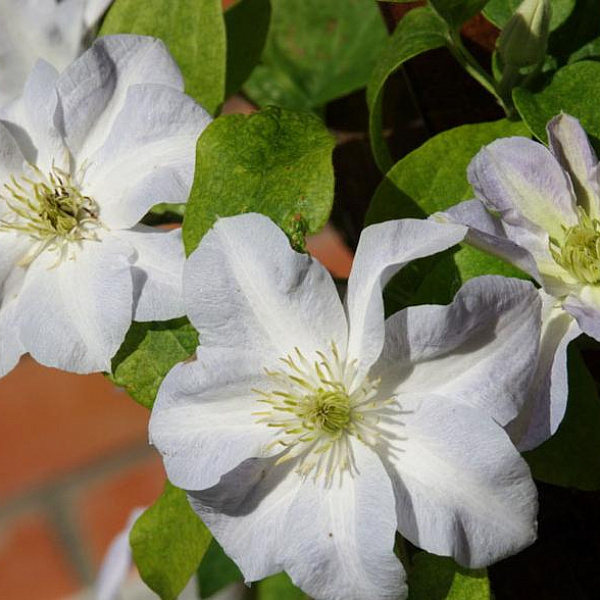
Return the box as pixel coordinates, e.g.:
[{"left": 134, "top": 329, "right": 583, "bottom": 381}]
[
  {"left": 113, "top": 226, "right": 185, "bottom": 321},
  {"left": 547, "top": 113, "right": 600, "bottom": 218},
  {"left": 184, "top": 213, "right": 348, "bottom": 362},
  {"left": 508, "top": 292, "right": 581, "bottom": 451},
  {"left": 468, "top": 137, "right": 578, "bottom": 241},
  {"left": 345, "top": 219, "right": 466, "bottom": 379},
  {"left": 564, "top": 286, "right": 600, "bottom": 341},
  {"left": 84, "top": 0, "right": 113, "bottom": 27},
  {"left": 0, "top": 121, "right": 27, "bottom": 185},
  {"left": 387, "top": 394, "right": 537, "bottom": 568},
  {"left": 189, "top": 442, "right": 406, "bottom": 600},
  {"left": 150, "top": 347, "right": 276, "bottom": 491},
  {"left": 16, "top": 235, "right": 134, "bottom": 373},
  {"left": 56, "top": 35, "right": 184, "bottom": 160},
  {"left": 83, "top": 83, "right": 210, "bottom": 228},
  {"left": 373, "top": 275, "right": 541, "bottom": 426}
]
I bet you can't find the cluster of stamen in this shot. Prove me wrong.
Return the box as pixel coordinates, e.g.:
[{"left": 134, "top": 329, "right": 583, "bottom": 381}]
[
  {"left": 550, "top": 207, "right": 600, "bottom": 285},
  {"left": 0, "top": 163, "right": 100, "bottom": 265},
  {"left": 252, "top": 342, "right": 401, "bottom": 483}
]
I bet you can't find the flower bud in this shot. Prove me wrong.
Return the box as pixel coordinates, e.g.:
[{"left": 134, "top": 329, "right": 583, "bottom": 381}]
[{"left": 497, "top": 0, "right": 551, "bottom": 68}]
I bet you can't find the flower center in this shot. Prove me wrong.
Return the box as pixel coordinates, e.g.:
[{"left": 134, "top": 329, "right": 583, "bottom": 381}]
[
  {"left": 550, "top": 208, "right": 600, "bottom": 285},
  {"left": 0, "top": 164, "right": 100, "bottom": 263},
  {"left": 253, "top": 343, "right": 399, "bottom": 482}
]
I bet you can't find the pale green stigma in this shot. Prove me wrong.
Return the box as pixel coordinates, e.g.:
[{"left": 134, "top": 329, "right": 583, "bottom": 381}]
[
  {"left": 253, "top": 343, "right": 400, "bottom": 482},
  {"left": 550, "top": 207, "right": 600, "bottom": 285},
  {"left": 0, "top": 164, "right": 100, "bottom": 263}
]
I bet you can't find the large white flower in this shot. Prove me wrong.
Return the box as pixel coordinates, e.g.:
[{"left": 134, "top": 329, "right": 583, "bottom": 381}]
[
  {"left": 440, "top": 114, "right": 597, "bottom": 449},
  {"left": 150, "top": 213, "right": 541, "bottom": 600},
  {"left": 0, "top": 0, "right": 113, "bottom": 106},
  {"left": 0, "top": 34, "right": 211, "bottom": 375}
]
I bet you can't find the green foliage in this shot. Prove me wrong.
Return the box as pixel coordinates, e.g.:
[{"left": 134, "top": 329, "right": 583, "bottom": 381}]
[
  {"left": 513, "top": 61, "right": 600, "bottom": 144},
  {"left": 366, "top": 7, "right": 450, "bottom": 172},
  {"left": 244, "top": 0, "right": 388, "bottom": 112},
  {"left": 100, "top": 0, "right": 226, "bottom": 114},
  {"left": 430, "top": 0, "right": 491, "bottom": 29},
  {"left": 130, "top": 483, "right": 212, "bottom": 600},
  {"left": 183, "top": 106, "right": 336, "bottom": 255},
  {"left": 257, "top": 573, "right": 309, "bottom": 599},
  {"left": 524, "top": 344, "right": 600, "bottom": 491},
  {"left": 110, "top": 318, "right": 198, "bottom": 409},
  {"left": 483, "top": 0, "right": 575, "bottom": 31},
  {"left": 408, "top": 552, "right": 491, "bottom": 600},
  {"left": 366, "top": 119, "right": 529, "bottom": 313},
  {"left": 197, "top": 539, "right": 242, "bottom": 598},
  {"left": 224, "top": 0, "right": 271, "bottom": 97}
]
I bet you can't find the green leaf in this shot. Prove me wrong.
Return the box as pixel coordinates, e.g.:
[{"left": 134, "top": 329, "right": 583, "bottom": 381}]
[
  {"left": 110, "top": 318, "right": 198, "bottom": 409},
  {"left": 430, "top": 0, "right": 490, "bottom": 29},
  {"left": 483, "top": 0, "right": 575, "bottom": 31},
  {"left": 524, "top": 344, "right": 600, "bottom": 491},
  {"left": 513, "top": 61, "right": 600, "bottom": 145},
  {"left": 131, "top": 482, "right": 212, "bottom": 600},
  {"left": 257, "top": 572, "right": 308, "bottom": 599},
  {"left": 183, "top": 106, "right": 336, "bottom": 255},
  {"left": 408, "top": 552, "right": 491, "bottom": 600},
  {"left": 244, "top": 0, "right": 388, "bottom": 112},
  {"left": 366, "top": 119, "right": 529, "bottom": 313},
  {"left": 366, "top": 6, "right": 450, "bottom": 172},
  {"left": 100, "top": 0, "right": 226, "bottom": 114},
  {"left": 224, "top": 0, "right": 271, "bottom": 97},
  {"left": 197, "top": 539, "right": 242, "bottom": 598}
]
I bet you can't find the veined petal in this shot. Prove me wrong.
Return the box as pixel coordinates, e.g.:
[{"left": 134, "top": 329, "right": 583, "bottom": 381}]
[
  {"left": 0, "top": 121, "right": 27, "bottom": 187},
  {"left": 547, "top": 113, "right": 600, "bottom": 219},
  {"left": 387, "top": 394, "right": 537, "bottom": 568},
  {"left": 508, "top": 292, "right": 581, "bottom": 451},
  {"left": 56, "top": 35, "right": 184, "bottom": 160},
  {"left": 345, "top": 219, "right": 466, "bottom": 380},
  {"left": 114, "top": 226, "right": 185, "bottom": 321},
  {"left": 83, "top": 83, "right": 210, "bottom": 229},
  {"left": 189, "top": 442, "right": 405, "bottom": 600},
  {"left": 468, "top": 137, "right": 578, "bottom": 241},
  {"left": 564, "top": 286, "right": 600, "bottom": 341},
  {"left": 184, "top": 213, "right": 348, "bottom": 362},
  {"left": 373, "top": 276, "right": 541, "bottom": 426},
  {"left": 150, "top": 347, "right": 277, "bottom": 492},
  {"left": 16, "top": 235, "right": 134, "bottom": 373}
]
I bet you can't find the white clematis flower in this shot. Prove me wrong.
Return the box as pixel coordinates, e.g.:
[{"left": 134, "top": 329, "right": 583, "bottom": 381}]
[
  {"left": 0, "top": 0, "right": 113, "bottom": 106},
  {"left": 440, "top": 113, "right": 597, "bottom": 450},
  {"left": 0, "top": 34, "right": 211, "bottom": 376},
  {"left": 150, "top": 213, "right": 541, "bottom": 600}
]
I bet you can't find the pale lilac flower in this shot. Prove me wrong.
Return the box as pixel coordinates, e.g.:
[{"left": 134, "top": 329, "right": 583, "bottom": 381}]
[
  {"left": 441, "top": 113, "right": 597, "bottom": 449},
  {"left": 150, "top": 213, "right": 540, "bottom": 600},
  {"left": 0, "top": 34, "right": 211, "bottom": 375}
]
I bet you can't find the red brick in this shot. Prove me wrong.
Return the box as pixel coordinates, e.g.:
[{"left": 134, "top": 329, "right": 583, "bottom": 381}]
[
  {"left": 0, "top": 511, "right": 79, "bottom": 599},
  {"left": 0, "top": 358, "right": 150, "bottom": 500},
  {"left": 307, "top": 224, "right": 354, "bottom": 279},
  {"left": 75, "top": 456, "right": 165, "bottom": 567}
]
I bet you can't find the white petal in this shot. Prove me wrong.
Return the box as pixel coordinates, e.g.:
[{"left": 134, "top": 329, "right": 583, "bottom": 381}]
[
  {"left": 114, "top": 226, "right": 185, "bottom": 321},
  {"left": 439, "top": 199, "right": 541, "bottom": 281},
  {"left": 150, "top": 347, "right": 276, "bottom": 491},
  {"left": 388, "top": 394, "right": 538, "bottom": 568},
  {"left": 564, "top": 286, "right": 600, "bottom": 341},
  {"left": 56, "top": 35, "right": 184, "bottom": 160},
  {"left": 468, "top": 137, "right": 578, "bottom": 241},
  {"left": 16, "top": 235, "right": 134, "bottom": 373},
  {"left": 547, "top": 113, "right": 600, "bottom": 219},
  {"left": 190, "top": 442, "right": 406, "bottom": 600},
  {"left": 345, "top": 219, "right": 466, "bottom": 379},
  {"left": 184, "top": 213, "right": 348, "bottom": 362},
  {"left": 0, "top": 121, "right": 26, "bottom": 184},
  {"left": 83, "top": 83, "right": 210, "bottom": 228},
  {"left": 373, "top": 276, "right": 541, "bottom": 426},
  {"left": 508, "top": 292, "right": 581, "bottom": 451},
  {"left": 84, "top": 0, "right": 113, "bottom": 27}
]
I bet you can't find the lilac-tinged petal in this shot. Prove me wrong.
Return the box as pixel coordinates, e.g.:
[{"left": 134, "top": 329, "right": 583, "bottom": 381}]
[
  {"left": 387, "top": 394, "right": 538, "bottom": 568},
  {"left": 468, "top": 137, "right": 578, "bottom": 240},
  {"left": 184, "top": 213, "right": 348, "bottom": 363},
  {"left": 373, "top": 276, "right": 541, "bottom": 426},
  {"left": 345, "top": 219, "right": 466, "bottom": 380},
  {"left": 564, "top": 287, "right": 600, "bottom": 341},
  {"left": 547, "top": 113, "right": 600, "bottom": 218}
]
